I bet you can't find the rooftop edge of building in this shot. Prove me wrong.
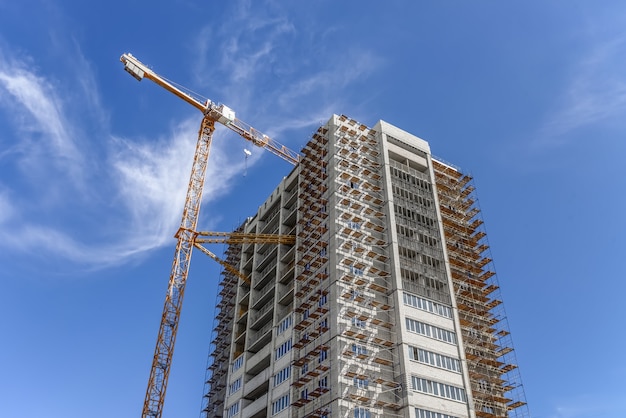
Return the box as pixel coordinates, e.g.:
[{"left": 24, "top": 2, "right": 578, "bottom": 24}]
[{"left": 373, "top": 119, "right": 430, "bottom": 155}]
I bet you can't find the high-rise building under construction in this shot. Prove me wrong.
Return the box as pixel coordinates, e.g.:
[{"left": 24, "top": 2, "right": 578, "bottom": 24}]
[{"left": 201, "top": 115, "right": 528, "bottom": 418}]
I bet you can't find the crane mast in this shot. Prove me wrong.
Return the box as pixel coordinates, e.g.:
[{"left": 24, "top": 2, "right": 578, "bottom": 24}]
[{"left": 120, "top": 53, "right": 299, "bottom": 418}]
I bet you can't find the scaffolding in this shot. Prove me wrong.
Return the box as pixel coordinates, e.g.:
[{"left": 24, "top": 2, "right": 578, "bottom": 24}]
[
  {"left": 290, "top": 123, "right": 333, "bottom": 418},
  {"left": 202, "top": 226, "right": 244, "bottom": 418},
  {"left": 201, "top": 116, "right": 530, "bottom": 418},
  {"left": 289, "top": 116, "right": 403, "bottom": 418},
  {"left": 432, "top": 159, "right": 529, "bottom": 418}
]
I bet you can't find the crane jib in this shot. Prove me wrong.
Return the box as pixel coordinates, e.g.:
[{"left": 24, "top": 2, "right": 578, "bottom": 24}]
[{"left": 119, "top": 52, "right": 300, "bottom": 418}]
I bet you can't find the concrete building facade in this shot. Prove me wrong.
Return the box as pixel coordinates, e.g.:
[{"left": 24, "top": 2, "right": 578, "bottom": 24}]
[{"left": 201, "top": 115, "right": 528, "bottom": 418}]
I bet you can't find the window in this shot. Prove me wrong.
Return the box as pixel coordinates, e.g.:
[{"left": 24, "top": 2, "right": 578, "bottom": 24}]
[
  {"left": 275, "top": 339, "right": 292, "bottom": 360},
  {"left": 273, "top": 366, "right": 291, "bottom": 387},
  {"left": 277, "top": 315, "right": 292, "bottom": 335},
  {"left": 408, "top": 346, "right": 461, "bottom": 373},
  {"left": 354, "top": 377, "right": 369, "bottom": 389},
  {"left": 415, "top": 408, "right": 459, "bottom": 418},
  {"left": 347, "top": 221, "right": 361, "bottom": 229},
  {"left": 319, "top": 294, "right": 328, "bottom": 307},
  {"left": 352, "top": 344, "right": 367, "bottom": 356},
  {"left": 350, "top": 266, "right": 364, "bottom": 276},
  {"left": 406, "top": 318, "right": 457, "bottom": 344},
  {"left": 319, "top": 318, "right": 329, "bottom": 331},
  {"left": 271, "top": 394, "right": 290, "bottom": 415},
  {"left": 227, "top": 401, "right": 240, "bottom": 417},
  {"left": 229, "top": 377, "right": 242, "bottom": 395},
  {"left": 351, "top": 317, "right": 366, "bottom": 328},
  {"left": 232, "top": 355, "right": 244, "bottom": 372},
  {"left": 319, "top": 348, "right": 328, "bottom": 363},
  {"left": 354, "top": 407, "right": 371, "bottom": 418},
  {"left": 319, "top": 376, "right": 328, "bottom": 389},
  {"left": 411, "top": 376, "right": 467, "bottom": 402},
  {"left": 403, "top": 292, "right": 452, "bottom": 318},
  {"left": 301, "top": 363, "right": 309, "bottom": 376},
  {"left": 300, "top": 388, "right": 308, "bottom": 400}
]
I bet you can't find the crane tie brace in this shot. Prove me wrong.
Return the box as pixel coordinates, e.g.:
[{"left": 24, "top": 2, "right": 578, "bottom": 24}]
[{"left": 120, "top": 53, "right": 299, "bottom": 418}]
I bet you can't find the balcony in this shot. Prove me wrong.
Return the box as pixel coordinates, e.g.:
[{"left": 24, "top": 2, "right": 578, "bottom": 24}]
[{"left": 241, "top": 392, "right": 268, "bottom": 418}]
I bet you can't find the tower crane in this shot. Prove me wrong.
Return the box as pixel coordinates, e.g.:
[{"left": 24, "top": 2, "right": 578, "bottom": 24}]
[{"left": 120, "top": 53, "right": 299, "bottom": 418}]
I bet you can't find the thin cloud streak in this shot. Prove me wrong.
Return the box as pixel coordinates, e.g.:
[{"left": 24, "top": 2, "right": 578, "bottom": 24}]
[
  {"left": 537, "top": 35, "right": 626, "bottom": 146},
  {"left": 0, "top": 56, "right": 83, "bottom": 171},
  {"left": 277, "top": 50, "right": 379, "bottom": 108},
  {"left": 192, "top": 5, "right": 380, "bottom": 151}
]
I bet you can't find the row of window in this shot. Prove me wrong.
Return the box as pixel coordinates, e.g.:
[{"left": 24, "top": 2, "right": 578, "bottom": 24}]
[
  {"left": 352, "top": 343, "right": 368, "bottom": 356},
  {"left": 351, "top": 317, "right": 366, "bottom": 328},
  {"left": 397, "top": 230, "right": 440, "bottom": 252},
  {"left": 271, "top": 393, "right": 290, "bottom": 415},
  {"left": 398, "top": 245, "right": 442, "bottom": 269},
  {"left": 403, "top": 292, "right": 452, "bottom": 318},
  {"left": 273, "top": 365, "right": 291, "bottom": 387},
  {"left": 411, "top": 376, "right": 467, "bottom": 402},
  {"left": 406, "top": 318, "right": 457, "bottom": 344},
  {"left": 277, "top": 315, "right": 292, "bottom": 335},
  {"left": 394, "top": 204, "right": 436, "bottom": 228},
  {"left": 350, "top": 265, "right": 364, "bottom": 276},
  {"left": 346, "top": 221, "right": 362, "bottom": 229},
  {"left": 401, "top": 269, "right": 451, "bottom": 305},
  {"left": 275, "top": 339, "right": 292, "bottom": 360},
  {"left": 390, "top": 166, "right": 432, "bottom": 190},
  {"left": 354, "top": 377, "right": 369, "bottom": 389},
  {"left": 408, "top": 345, "right": 461, "bottom": 373},
  {"left": 415, "top": 408, "right": 459, "bottom": 418},
  {"left": 226, "top": 401, "right": 239, "bottom": 417},
  {"left": 392, "top": 183, "right": 434, "bottom": 208},
  {"left": 354, "top": 407, "right": 371, "bottom": 418},
  {"left": 231, "top": 354, "right": 244, "bottom": 372},
  {"left": 228, "top": 377, "right": 241, "bottom": 395}
]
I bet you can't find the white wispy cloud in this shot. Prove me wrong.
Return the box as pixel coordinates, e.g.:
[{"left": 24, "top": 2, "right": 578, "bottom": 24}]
[
  {"left": 276, "top": 50, "right": 379, "bottom": 109},
  {"left": 192, "top": 2, "right": 380, "bottom": 146},
  {"left": 538, "top": 35, "right": 626, "bottom": 146},
  {"left": 0, "top": 52, "right": 83, "bottom": 174},
  {"left": 0, "top": 1, "right": 383, "bottom": 272},
  {"left": 0, "top": 48, "right": 251, "bottom": 270},
  {"left": 109, "top": 119, "right": 249, "bottom": 251}
]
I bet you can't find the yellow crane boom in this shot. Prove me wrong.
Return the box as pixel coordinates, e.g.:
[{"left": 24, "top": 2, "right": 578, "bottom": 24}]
[
  {"left": 121, "top": 54, "right": 300, "bottom": 165},
  {"left": 193, "top": 231, "right": 296, "bottom": 285},
  {"left": 120, "top": 53, "right": 299, "bottom": 418}
]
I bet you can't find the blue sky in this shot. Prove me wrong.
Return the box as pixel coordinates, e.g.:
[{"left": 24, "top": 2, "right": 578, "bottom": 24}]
[{"left": 1, "top": 1, "right": 625, "bottom": 417}]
